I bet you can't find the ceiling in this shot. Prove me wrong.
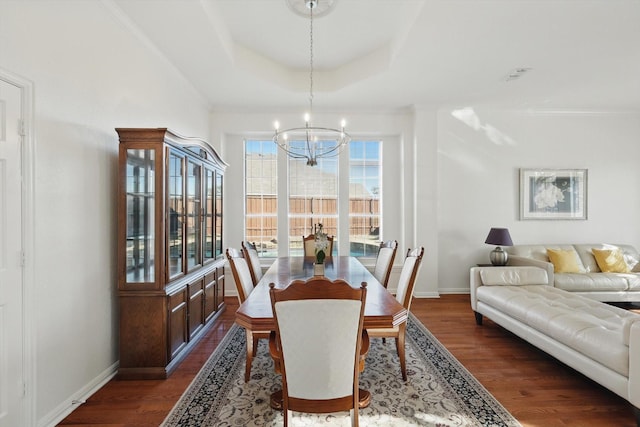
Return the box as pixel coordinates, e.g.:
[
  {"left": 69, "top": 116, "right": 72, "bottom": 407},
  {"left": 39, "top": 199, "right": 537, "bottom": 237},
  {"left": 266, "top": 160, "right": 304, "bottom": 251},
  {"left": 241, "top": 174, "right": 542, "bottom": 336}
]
[{"left": 110, "top": 0, "right": 640, "bottom": 112}]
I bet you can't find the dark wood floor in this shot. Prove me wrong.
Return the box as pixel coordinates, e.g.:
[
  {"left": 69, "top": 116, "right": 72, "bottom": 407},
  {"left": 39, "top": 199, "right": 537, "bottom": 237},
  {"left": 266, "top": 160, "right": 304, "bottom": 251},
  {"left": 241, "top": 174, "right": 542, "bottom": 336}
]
[{"left": 59, "top": 295, "right": 637, "bottom": 426}]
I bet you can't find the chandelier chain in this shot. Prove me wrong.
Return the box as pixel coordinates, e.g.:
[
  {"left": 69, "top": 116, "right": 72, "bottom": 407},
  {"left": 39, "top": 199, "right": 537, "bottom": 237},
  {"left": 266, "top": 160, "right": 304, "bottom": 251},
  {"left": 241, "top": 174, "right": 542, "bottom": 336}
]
[{"left": 309, "top": 2, "right": 314, "bottom": 117}]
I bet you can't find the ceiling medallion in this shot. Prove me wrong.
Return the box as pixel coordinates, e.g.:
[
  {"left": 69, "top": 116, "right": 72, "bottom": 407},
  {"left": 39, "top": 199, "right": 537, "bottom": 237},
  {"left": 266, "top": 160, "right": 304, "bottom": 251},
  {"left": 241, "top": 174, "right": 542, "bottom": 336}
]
[{"left": 285, "top": 0, "right": 337, "bottom": 19}]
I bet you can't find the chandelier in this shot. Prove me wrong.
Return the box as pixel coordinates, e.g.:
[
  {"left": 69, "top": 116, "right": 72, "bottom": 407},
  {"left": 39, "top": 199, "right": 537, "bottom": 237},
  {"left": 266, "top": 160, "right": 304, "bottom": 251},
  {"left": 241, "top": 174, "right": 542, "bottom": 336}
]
[{"left": 273, "top": 0, "right": 350, "bottom": 167}]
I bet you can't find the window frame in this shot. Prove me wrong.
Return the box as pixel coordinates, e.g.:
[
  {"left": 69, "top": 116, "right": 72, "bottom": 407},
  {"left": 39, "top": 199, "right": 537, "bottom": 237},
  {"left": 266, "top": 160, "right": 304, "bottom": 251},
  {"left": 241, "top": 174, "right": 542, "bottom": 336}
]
[{"left": 243, "top": 137, "right": 384, "bottom": 259}]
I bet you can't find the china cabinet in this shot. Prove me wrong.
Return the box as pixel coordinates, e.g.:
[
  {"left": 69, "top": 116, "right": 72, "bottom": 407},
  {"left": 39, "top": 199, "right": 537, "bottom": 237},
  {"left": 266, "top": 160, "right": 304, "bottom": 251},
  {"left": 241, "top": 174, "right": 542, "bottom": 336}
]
[{"left": 116, "top": 128, "right": 227, "bottom": 379}]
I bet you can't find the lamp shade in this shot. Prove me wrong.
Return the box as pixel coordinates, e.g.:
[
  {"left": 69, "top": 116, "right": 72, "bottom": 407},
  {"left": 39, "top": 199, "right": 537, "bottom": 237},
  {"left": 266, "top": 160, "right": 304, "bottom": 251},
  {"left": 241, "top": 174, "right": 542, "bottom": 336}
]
[{"left": 484, "top": 228, "right": 513, "bottom": 246}]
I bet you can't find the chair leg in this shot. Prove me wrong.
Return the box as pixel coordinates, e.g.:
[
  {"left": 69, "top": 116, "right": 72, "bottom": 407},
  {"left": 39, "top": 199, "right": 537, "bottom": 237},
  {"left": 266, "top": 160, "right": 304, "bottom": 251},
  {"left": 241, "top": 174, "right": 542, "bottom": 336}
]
[
  {"left": 396, "top": 324, "right": 407, "bottom": 381},
  {"left": 245, "top": 330, "right": 253, "bottom": 382},
  {"left": 351, "top": 407, "right": 359, "bottom": 427},
  {"left": 284, "top": 409, "right": 291, "bottom": 427},
  {"left": 252, "top": 335, "right": 260, "bottom": 357}
]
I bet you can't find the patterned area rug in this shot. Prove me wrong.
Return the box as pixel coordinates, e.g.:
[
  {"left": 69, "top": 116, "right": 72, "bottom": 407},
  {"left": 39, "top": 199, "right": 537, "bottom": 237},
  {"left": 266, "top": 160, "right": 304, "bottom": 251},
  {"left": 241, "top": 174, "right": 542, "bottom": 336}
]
[{"left": 162, "top": 314, "right": 520, "bottom": 427}]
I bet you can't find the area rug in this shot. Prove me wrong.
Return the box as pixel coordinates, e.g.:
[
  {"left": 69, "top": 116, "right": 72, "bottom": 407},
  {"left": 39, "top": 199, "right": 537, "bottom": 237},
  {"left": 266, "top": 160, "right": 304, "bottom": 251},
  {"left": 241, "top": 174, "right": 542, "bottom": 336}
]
[{"left": 162, "top": 314, "right": 521, "bottom": 427}]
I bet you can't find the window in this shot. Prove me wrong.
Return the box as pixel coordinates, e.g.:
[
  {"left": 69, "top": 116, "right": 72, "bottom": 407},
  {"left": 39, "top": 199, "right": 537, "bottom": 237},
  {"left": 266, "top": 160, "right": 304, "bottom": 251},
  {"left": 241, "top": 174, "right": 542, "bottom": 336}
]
[
  {"left": 245, "top": 141, "right": 278, "bottom": 257},
  {"left": 244, "top": 139, "right": 382, "bottom": 257},
  {"left": 348, "top": 141, "right": 381, "bottom": 256},
  {"left": 288, "top": 141, "right": 338, "bottom": 256}
]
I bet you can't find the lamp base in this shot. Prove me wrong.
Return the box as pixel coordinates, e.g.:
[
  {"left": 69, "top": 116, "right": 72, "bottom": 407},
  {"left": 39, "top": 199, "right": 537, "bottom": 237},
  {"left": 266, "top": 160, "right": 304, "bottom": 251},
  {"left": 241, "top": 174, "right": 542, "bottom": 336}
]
[{"left": 490, "top": 247, "right": 509, "bottom": 266}]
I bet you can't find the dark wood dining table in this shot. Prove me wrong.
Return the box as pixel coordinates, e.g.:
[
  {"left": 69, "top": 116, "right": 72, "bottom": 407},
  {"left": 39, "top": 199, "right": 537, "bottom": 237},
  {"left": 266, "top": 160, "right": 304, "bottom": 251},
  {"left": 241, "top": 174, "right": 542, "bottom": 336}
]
[{"left": 235, "top": 256, "right": 408, "bottom": 332}]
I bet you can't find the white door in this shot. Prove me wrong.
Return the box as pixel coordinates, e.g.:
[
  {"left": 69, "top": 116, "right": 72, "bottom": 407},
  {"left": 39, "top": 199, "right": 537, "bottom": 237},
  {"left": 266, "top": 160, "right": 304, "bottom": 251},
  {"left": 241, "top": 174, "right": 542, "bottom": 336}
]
[{"left": 0, "top": 78, "right": 25, "bottom": 427}]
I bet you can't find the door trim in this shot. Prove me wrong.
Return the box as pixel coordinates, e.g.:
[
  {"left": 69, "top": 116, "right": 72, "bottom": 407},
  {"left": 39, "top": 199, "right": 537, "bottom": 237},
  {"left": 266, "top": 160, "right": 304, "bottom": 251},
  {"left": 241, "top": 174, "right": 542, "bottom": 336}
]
[{"left": 0, "top": 68, "right": 35, "bottom": 427}]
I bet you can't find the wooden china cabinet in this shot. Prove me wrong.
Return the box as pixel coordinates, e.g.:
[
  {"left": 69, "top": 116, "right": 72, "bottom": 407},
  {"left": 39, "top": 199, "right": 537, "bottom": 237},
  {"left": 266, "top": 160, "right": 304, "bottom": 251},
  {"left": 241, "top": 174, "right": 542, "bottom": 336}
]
[{"left": 116, "top": 128, "right": 227, "bottom": 379}]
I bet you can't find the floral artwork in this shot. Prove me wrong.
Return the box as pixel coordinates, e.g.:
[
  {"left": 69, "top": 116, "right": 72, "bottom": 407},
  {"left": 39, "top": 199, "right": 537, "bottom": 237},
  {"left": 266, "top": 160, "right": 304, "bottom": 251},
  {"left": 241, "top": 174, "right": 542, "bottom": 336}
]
[{"left": 520, "top": 169, "right": 587, "bottom": 220}]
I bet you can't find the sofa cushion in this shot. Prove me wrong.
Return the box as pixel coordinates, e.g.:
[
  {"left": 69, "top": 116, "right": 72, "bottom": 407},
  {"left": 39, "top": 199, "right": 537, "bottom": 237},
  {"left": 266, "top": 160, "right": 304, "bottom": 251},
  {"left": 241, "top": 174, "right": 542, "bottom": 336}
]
[
  {"left": 554, "top": 273, "right": 629, "bottom": 292},
  {"left": 613, "top": 244, "right": 640, "bottom": 273},
  {"left": 572, "top": 244, "right": 602, "bottom": 272},
  {"left": 480, "top": 266, "right": 548, "bottom": 286},
  {"left": 547, "top": 248, "right": 586, "bottom": 273},
  {"left": 592, "top": 248, "right": 631, "bottom": 273},
  {"left": 477, "top": 285, "right": 639, "bottom": 376},
  {"left": 509, "top": 244, "right": 640, "bottom": 272},
  {"left": 507, "top": 244, "right": 573, "bottom": 263},
  {"left": 620, "top": 274, "right": 640, "bottom": 291}
]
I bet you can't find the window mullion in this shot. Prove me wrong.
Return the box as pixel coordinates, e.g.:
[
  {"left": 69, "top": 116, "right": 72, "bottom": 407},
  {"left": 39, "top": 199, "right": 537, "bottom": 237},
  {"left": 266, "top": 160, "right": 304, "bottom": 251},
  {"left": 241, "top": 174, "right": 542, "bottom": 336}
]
[
  {"left": 337, "top": 146, "right": 350, "bottom": 255},
  {"left": 277, "top": 144, "right": 289, "bottom": 257}
]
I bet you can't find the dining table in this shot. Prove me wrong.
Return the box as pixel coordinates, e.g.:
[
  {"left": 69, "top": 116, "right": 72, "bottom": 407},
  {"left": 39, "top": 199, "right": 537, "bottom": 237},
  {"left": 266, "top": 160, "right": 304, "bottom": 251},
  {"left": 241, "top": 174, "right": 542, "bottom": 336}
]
[
  {"left": 235, "top": 255, "right": 408, "bottom": 332},
  {"left": 234, "top": 256, "right": 408, "bottom": 409}
]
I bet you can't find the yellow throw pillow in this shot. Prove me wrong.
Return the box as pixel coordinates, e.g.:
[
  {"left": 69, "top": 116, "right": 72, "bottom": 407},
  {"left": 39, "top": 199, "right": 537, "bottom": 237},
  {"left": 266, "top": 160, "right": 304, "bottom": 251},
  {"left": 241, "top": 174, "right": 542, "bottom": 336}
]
[
  {"left": 546, "top": 249, "right": 585, "bottom": 273},
  {"left": 592, "top": 248, "right": 630, "bottom": 273}
]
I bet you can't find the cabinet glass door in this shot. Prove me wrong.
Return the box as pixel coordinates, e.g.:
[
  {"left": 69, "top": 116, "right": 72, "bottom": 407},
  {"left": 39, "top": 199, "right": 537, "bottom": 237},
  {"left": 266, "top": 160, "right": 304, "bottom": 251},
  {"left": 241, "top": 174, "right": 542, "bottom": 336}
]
[
  {"left": 186, "top": 160, "right": 202, "bottom": 270},
  {"left": 125, "top": 149, "right": 155, "bottom": 283},
  {"left": 168, "top": 151, "right": 184, "bottom": 278},
  {"left": 215, "top": 172, "right": 223, "bottom": 258},
  {"left": 204, "top": 168, "right": 215, "bottom": 262}
]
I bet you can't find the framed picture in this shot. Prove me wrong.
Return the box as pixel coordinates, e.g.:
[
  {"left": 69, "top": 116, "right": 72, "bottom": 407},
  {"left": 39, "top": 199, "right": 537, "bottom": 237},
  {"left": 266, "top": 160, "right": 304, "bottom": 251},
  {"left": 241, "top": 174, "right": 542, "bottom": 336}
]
[{"left": 520, "top": 168, "right": 588, "bottom": 220}]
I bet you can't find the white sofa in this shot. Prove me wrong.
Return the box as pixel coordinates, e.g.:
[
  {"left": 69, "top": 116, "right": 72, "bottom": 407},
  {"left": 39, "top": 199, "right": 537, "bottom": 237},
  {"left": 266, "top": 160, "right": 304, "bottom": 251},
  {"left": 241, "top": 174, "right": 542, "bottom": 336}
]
[
  {"left": 470, "top": 266, "right": 640, "bottom": 421},
  {"left": 506, "top": 244, "right": 640, "bottom": 302}
]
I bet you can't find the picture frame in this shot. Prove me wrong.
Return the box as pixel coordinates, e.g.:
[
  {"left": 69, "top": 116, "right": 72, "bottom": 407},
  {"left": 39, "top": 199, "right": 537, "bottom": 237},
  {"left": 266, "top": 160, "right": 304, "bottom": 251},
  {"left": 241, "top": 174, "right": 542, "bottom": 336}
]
[{"left": 520, "top": 168, "right": 588, "bottom": 220}]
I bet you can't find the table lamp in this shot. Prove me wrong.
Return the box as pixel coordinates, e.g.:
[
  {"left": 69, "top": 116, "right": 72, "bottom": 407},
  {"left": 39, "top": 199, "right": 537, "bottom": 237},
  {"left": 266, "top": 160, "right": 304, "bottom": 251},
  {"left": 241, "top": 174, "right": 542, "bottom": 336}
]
[{"left": 484, "top": 227, "right": 513, "bottom": 266}]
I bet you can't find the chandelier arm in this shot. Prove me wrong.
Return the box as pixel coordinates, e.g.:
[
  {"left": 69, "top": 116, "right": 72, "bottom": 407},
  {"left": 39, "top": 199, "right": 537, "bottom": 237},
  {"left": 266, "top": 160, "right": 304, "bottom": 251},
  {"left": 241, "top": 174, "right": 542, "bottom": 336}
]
[
  {"left": 305, "top": 129, "right": 316, "bottom": 161},
  {"left": 273, "top": 143, "right": 312, "bottom": 160}
]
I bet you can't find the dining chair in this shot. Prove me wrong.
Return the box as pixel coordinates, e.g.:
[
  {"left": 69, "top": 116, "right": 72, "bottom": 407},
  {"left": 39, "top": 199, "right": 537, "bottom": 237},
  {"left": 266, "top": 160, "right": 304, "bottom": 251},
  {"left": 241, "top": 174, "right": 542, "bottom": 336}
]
[
  {"left": 241, "top": 241, "right": 263, "bottom": 286},
  {"left": 268, "top": 276, "right": 367, "bottom": 427},
  {"left": 372, "top": 240, "right": 398, "bottom": 289},
  {"left": 303, "top": 234, "right": 334, "bottom": 257},
  {"left": 367, "top": 246, "right": 424, "bottom": 381},
  {"left": 226, "top": 247, "right": 270, "bottom": 382}
]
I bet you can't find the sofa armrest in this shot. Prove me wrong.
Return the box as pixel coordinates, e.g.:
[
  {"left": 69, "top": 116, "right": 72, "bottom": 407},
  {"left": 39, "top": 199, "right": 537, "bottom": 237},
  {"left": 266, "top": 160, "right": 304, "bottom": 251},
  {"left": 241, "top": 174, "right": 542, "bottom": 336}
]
[
  {"left": 470, "top": 267, "right": 483, "bottom": 311},
  {"left": 470, "top": 266, "right": 549, "bottom": 311},
  {"left": 508, "top": 255, "right": 555, "bottom": 286},
  {"left": 628, "top": 321, "right": 640, "bottom": 408}
]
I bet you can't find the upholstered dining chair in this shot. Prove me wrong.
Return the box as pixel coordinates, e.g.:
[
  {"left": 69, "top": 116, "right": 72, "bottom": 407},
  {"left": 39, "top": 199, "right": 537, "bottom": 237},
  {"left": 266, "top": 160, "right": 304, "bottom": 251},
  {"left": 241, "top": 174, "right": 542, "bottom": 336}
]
[
  {"left": 268, "top": 277, "right": 367, "bottom": 427},
  {"left": 302, "top": 234, "right": 334, "bottom": 257},
  {"left": 226, "top": 247, "right": 270, "bottom": 382},
  {"left": 372, "top": 240, "right": 398, "bottom": 289},
  {"left": 367, "top": 246, "right": 424, "bottom": 381},
  {"left": 241, "top": 241, "right": 263, "bottom": 286}
]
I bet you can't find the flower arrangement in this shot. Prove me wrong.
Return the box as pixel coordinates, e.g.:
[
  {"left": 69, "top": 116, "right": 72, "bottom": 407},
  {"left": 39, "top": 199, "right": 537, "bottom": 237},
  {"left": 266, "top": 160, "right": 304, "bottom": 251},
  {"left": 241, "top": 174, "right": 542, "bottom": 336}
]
[{"left": 314, "top": 223, "right": 329, "bottom": 264}]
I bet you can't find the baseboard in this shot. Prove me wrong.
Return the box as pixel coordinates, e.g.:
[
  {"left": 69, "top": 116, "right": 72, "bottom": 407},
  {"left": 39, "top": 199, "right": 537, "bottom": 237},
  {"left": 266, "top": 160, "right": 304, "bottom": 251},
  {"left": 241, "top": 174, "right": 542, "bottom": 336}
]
[
  {"left": 38, "top": 361, "right": 119, "bottom": 427},
  {"left": 437, "top": 287, "right": 471, "bottom": 295},
  {"left": 412, "top": 290, "right": 440, "bottom": 298}
]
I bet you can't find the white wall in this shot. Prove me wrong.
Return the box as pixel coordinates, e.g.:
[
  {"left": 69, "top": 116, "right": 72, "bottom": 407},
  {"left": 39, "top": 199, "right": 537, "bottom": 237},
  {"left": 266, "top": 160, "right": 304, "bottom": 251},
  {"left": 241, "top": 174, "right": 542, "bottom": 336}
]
[
  {"left": 437, "top": 107, "right": 640, "bottom": 293},
  {"left": 0, "top": 1, "right": 210, "bottom": 425}
]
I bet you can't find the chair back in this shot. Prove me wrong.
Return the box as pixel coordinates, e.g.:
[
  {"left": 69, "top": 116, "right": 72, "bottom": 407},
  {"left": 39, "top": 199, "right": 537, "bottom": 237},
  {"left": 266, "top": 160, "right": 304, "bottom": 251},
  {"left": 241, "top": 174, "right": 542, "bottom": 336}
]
[
  {"left": 303, "top": 234, "right": 334, "bottom": 257},
  {"left": 226, "top": 248, "right": 254, "bottom": 303},
  {"left": 395, "top": 247, "right": 424, "bottom": 311},
  {"left": 241, "top": 241, "right": 263, "bottom": 286},
  {"left": 269, "top": 277, "right": 367, "bottom": 420},
  {"left": 372, "top": 240, "right": 398, "bottom": 288}
]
